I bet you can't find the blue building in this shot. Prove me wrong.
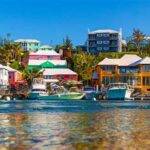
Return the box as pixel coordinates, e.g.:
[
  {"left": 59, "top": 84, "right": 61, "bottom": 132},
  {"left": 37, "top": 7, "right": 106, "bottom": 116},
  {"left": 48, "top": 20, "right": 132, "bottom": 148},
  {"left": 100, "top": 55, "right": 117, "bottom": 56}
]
[{"left": 87, "top": 29, "right": 122, "bottom": 54}]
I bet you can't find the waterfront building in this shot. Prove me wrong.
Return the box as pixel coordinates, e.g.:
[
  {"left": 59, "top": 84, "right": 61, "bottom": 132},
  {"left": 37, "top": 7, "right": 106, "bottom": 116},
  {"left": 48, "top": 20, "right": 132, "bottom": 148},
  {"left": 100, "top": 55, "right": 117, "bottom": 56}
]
[
  {"left": 91, "top": 54, "right": 150, "bottom": 94},
  {"left": 87, "top": 29, "right": 122, "bottom": 54},
  {"left": 43, "top": 68, "right": 78, "bottom": 82},
  {"left": 0, "top": 65, "right": 9, "bottom": 89},
  {"left": 28, "top": 45, "right": 78, "bottom": 82},
  {"left": 15, "top": 39, "right": 40, "bottom": 51}
]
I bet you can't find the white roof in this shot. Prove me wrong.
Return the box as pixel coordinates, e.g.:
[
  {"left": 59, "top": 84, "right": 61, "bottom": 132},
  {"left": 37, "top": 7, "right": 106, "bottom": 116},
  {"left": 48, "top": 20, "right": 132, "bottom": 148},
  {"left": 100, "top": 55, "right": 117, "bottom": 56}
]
[
  {"left": 89, "top": 29, "right": 119, "bottom": 34},
  {"left": 120, "top": 55, "right": 141, "bottom": 66},
  {"left": 43, "top": 68, "right": 77, "bottom": 76},
  {"left": 28, "top": 59, "right": 67, "bottom": 66},
  {"left": 15, "top": 39, "right": 40, "bottom": 43},
  {"left": 0, "top": 65, "right": 21, "bottom": 73},
  {"left": 135, "top": 57, "right": 150, "bottom": 65},
  {"left": 98, "top": 54, "right": 142, "bottom": 66},
  {"left": 30, "top": 50, "right": 60, "bottom": 56},
  {"left": 4, "top": 66, "right": 19, "bottom": 72},
  {"left": 98, "top": 58, "right": 120, "bottom": 66},
  {"left": 0, "top": 64, "right": 6, "bottom": 69}
]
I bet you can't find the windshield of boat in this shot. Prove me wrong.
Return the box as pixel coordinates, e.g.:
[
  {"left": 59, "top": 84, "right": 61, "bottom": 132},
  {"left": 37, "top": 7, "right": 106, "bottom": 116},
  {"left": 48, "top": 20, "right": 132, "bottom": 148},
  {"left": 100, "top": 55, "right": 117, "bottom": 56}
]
[
  {"left": 33, "top": 78, "right": 45, "bottom": 85},
  {"left": 109, "top": 83, "right": 128, "bottom": 88},
  {"left": 69, "top": 87, "right": 80, "bottom": 92}
]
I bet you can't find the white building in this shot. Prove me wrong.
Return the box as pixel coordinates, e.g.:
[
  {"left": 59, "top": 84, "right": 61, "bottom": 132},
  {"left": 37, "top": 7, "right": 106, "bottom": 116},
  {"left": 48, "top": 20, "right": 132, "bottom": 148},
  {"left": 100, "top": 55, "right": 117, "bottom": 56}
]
[
  {"left": 0, "top": 64, "right": 9, "bottom": 88},
  {"left": 15, "top": 39, "right": 40, "bottom": 51}
]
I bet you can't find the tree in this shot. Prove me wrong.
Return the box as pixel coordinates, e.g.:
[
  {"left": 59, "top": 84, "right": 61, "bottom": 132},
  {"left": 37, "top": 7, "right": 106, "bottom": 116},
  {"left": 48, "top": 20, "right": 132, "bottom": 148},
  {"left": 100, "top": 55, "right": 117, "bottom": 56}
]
[
  {"left": 62, "top": 36, "right": 73, "bottom": 51},
  {"left": 22, "top": 68, "right": 43, "bottom": 87},
  {"left": 131, "top": 29, "right": 145, "bottom": 53},
  {"left": 72, "top": 51, "right": 96, "bottom": 82},
  {"left": 0, "top": 41, "right": 26, "bottom": 70}
]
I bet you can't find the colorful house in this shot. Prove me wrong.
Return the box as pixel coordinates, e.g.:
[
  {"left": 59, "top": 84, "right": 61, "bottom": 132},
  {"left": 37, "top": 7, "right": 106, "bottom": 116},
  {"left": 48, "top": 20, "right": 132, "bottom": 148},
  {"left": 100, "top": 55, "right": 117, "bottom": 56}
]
[
  {"left": 29, "top": 46, "right": 61, "bottom": 60},
  {"left": 28, "top": 60, "right": 67, "bottom": 70},
  {"left": 28, "top": 45, "right": 78, "bottom": 82},
  {"left": 91, "top": 54, "right": 150, "bottom": 94},
  {"left": 43, "top": 68, "right": 78, "bottom": 82},
  {"left": 5, "top": 66, "right": 24, "bottom": 89}
]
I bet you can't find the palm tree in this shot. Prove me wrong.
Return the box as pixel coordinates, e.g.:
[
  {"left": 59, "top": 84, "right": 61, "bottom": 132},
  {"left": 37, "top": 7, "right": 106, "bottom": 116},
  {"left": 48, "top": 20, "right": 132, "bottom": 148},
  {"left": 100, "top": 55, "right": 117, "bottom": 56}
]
[
  {"left": 22, "top": 69, "right": 43, "bottom": 87},
  {"left": 132, "top": 29, "right": 145, "bottom": 53},
  {"left": 62, "top": 36, "right": 73, "bottom": 51}
]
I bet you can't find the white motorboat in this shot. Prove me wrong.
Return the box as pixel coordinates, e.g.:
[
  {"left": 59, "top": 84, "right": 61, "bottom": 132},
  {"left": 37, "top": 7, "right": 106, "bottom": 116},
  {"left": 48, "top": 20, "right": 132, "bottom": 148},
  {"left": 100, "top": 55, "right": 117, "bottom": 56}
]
[
  {"left": 28, "top": 78, "right": 48, "bottom": 99},
  {"left": 28, "top": 78, "right": 85, "bottom": 100}
]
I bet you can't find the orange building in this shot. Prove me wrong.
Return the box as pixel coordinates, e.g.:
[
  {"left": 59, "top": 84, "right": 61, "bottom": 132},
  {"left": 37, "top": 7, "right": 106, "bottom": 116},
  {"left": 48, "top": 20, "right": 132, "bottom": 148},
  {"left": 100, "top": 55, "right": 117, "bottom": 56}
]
[{"left": 91, "top": 55, "right": 150, "bottom": 94}]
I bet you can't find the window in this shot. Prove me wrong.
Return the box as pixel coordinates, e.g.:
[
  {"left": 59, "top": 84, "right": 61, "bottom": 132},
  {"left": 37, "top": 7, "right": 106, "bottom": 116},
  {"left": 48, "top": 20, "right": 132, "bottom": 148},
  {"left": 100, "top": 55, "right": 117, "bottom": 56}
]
[
  {"left": 103, "top": 41, "right": 109, "bottom": 44},
  {"left": 143, "top": 77, "right": 150, "bottom": 86},
  {"left": 97, "top": 47, "right": 102, "bottom": 51},
  {"left": 97, "top": 33, "right": 103, "bottom": 37},
  {"left": 103, "top": 47, "right": 109, "bottom": 51},
  {"left": 103, "top": 33, "right": 109, "bottom": 37},
  {"left": 97, "top": 41, "right": 102, "bottom": 44},
  {"left": 143, "top": 65, "right": 150, "bottom": 72},
  {"left": 22, "top": 43, "right": 27, "bottom": 46}
]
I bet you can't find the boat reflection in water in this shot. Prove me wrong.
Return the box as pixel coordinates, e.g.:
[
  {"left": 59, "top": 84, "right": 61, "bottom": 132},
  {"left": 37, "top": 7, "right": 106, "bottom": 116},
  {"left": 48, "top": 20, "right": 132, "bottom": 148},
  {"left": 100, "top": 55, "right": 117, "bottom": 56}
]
[{"left": 0, "top": 100, "right": 149, "bottom": 149}]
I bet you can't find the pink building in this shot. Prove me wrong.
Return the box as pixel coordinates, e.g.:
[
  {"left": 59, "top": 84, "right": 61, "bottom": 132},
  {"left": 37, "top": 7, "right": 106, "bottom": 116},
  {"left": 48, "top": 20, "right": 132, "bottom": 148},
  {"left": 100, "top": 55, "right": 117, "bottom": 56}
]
[
  {"left": 43, "top": 68, "right": 78, "bottom": 82},
  {"left": 28, "top": 45, "right": 78, "bottom": 82},
  {"left": 29, "top": 46, "right": 61, "bottom": 60}
]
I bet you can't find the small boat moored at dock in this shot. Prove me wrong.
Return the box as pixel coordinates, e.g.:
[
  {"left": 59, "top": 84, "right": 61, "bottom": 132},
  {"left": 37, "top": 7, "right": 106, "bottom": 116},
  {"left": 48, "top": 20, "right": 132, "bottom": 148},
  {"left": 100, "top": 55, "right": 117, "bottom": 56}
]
[
  {"left": 28, "top": 78, "right": 85, "bottom": 100},
  {"left": 106, "top": 83, "right": 134, "bottom": 100}
]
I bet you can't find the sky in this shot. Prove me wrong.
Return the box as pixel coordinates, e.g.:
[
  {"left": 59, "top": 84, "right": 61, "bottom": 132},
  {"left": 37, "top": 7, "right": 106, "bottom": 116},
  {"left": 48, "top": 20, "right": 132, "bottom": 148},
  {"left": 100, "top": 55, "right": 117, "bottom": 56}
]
[{"left": 0, "top": 0, "right": 150, "bottom": 45}]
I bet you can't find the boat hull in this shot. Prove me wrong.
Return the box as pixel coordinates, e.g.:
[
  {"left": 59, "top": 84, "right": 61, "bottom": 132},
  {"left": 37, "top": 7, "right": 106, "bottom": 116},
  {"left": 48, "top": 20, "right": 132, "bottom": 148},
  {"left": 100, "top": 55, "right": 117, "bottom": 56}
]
[
  {"left": 29, "top": 92, "right": 85, "bottom": 100},
  {"left": 107, "top": 88, "right": 132, "bottom": 100}
]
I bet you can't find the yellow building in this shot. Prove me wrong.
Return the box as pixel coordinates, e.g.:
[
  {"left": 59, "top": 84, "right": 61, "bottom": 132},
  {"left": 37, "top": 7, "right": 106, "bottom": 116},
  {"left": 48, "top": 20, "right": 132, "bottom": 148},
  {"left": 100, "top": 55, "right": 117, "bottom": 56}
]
[{"left": 92, "top": 54, "right": 150, "bottom": 94}]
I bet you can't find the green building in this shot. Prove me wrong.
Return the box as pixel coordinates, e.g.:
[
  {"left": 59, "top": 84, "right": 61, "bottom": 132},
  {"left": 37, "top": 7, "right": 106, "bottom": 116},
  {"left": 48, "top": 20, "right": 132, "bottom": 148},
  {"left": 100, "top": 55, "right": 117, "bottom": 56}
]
[{"left": 28, "top": 59, "right": 67, "bottom": 71}]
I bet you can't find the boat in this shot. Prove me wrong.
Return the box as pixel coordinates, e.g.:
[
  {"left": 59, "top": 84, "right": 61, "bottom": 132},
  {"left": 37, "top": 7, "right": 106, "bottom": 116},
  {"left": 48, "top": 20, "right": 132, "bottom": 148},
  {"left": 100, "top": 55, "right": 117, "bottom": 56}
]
[
  {"left": 28, "top": 78, "right": 48, "bottom": 99},
  {"left": 28, "top": 78, "right": 85, "bottom": 100},
  {"left": 106, "top": 83, "right": 134, "bottom": 100},
  {"left": 38, "top": 85, "right": 85, "bottom": 100}
]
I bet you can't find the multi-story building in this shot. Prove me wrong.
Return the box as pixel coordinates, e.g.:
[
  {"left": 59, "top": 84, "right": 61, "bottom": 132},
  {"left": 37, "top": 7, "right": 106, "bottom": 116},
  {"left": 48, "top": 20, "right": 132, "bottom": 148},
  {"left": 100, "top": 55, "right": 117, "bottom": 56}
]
[
  {"left": 91, "top": 54, "right": 150, "bottom": 94},
  {"left": 15, "top": 39, "right": 40, "bottom": 51},
  {"left": 28, "top": 45, "right": 78, "bottom": 82},
  {"left": 87, "top": 29, "right": 122, "bottom": 54}
]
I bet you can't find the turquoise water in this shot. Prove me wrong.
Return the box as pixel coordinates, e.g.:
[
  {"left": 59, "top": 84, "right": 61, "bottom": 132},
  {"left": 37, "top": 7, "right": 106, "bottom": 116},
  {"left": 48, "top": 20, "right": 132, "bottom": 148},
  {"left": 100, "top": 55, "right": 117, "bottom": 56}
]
[{"left": 0, "top": 100, "right": 150, "bottom": 149}]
